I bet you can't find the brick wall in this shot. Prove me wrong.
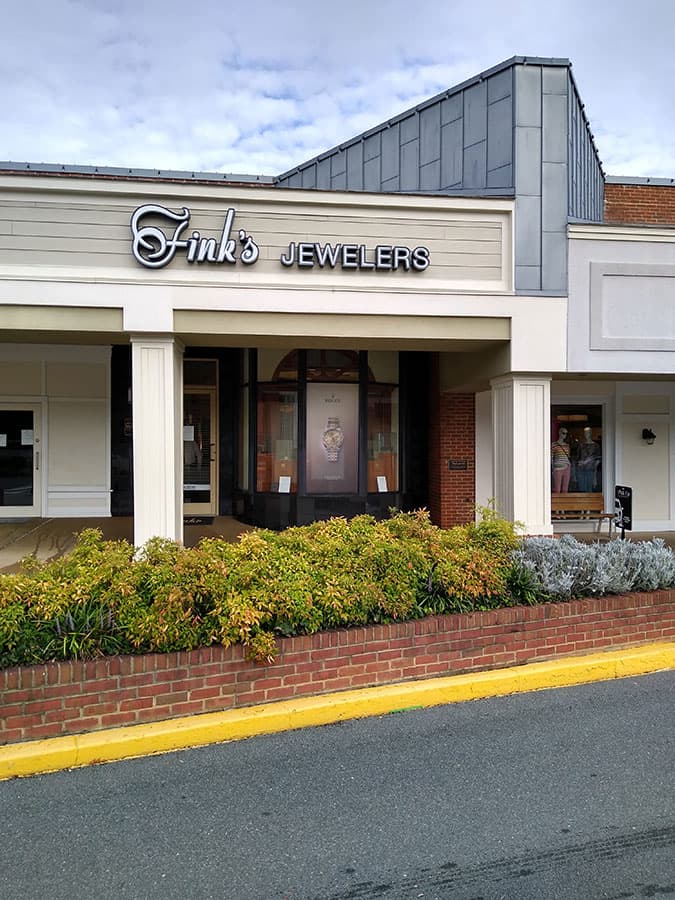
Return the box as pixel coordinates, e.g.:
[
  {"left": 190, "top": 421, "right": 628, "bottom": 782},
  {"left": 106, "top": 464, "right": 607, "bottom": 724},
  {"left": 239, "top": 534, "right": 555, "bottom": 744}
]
[
  {"left": 604, "top": 182, "right": 675, "bottom": 226},
  {"left": 428, "top": 356, "right": 475, "bottom": 528},
  {"left": 2, "top": 591, "right": 673, "bottom": 746}
]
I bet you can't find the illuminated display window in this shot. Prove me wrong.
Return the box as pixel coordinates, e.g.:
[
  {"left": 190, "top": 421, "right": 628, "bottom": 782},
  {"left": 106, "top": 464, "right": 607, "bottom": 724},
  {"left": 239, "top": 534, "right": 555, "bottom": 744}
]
[{"left": 551, "top": 405, "right": 603, "bottom": 495}]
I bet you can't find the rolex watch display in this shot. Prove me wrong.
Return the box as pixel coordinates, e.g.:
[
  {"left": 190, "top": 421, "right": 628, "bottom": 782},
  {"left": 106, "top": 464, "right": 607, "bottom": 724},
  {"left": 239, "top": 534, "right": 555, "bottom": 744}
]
[{"left": 321, "top": 416, "right": 344, "bottom": 462}]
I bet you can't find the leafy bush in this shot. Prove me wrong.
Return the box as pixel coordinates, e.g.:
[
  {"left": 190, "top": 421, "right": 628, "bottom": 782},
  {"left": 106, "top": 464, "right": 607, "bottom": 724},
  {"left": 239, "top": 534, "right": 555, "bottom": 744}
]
[
  {"left": 0, "top": 510, "right": 520, "bottom": 667},
  {"left": 2, "top": 512, "right": 671, "bottom": 669}
]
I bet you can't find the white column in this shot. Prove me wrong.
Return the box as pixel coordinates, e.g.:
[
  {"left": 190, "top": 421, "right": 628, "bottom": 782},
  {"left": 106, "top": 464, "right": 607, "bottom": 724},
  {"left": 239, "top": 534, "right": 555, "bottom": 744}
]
[
  {"left": 131, "top": 335, "right": 184, "bottom": 546},
  {"left": 491, "top": 374, "right": 552, "bottom": 535}
]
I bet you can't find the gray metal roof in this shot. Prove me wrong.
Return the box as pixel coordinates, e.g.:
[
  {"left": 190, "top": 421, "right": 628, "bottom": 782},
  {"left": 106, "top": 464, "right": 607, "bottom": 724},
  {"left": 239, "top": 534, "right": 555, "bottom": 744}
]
[
  {"left": 275, "top": 55, "right": 573, "bottom": 181},
  {"left": 0, "top": 160, "right": 274, "bottom": 184}
]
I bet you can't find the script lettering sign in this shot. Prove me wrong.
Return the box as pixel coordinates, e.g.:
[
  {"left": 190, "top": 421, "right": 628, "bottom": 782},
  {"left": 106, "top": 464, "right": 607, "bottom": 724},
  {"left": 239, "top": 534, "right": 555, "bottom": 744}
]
[{"left": 130, "top": 204, "right": 430, "bottom": 273}]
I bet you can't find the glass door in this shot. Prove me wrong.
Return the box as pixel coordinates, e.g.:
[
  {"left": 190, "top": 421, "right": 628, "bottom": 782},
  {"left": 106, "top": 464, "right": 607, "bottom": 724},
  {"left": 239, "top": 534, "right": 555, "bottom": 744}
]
[
  {"left": 0, "top": 405, "right": 41, "bottom": 516},
  {"left": 183, "top": 389, "right": 218, "bottom": 516}
]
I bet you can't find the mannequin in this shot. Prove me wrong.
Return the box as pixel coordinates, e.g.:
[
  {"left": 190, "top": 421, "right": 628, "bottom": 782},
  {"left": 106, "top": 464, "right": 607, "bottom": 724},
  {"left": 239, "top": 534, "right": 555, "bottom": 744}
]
[
  {"left": 551, "top": 426, "right": 571, "bottom": 493},
  {"left": 577, "top": 426, "right": 600, "bottom": 492}
]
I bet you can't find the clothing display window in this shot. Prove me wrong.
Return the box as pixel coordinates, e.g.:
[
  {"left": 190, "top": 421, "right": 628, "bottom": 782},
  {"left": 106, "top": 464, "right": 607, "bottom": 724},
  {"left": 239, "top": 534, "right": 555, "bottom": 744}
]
[{"left": 551, "top": 405, "right": 603, "bottom": 494}]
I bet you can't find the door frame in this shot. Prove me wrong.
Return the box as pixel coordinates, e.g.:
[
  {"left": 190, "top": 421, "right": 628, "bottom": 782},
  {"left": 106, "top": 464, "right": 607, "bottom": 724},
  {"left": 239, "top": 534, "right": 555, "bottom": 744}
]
[
  {"left": 183, "top": 386, "right": 218, "bottom": 516},
  {"left": 0, "top": 401, "right": 43, "bottom": 518}
]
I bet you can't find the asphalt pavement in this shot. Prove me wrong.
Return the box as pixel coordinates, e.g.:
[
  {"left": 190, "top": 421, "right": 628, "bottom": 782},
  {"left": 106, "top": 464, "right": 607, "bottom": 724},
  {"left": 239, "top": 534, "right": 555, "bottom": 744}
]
[{"left": 1, "top": 671, "right": 673, "bottom": 899}]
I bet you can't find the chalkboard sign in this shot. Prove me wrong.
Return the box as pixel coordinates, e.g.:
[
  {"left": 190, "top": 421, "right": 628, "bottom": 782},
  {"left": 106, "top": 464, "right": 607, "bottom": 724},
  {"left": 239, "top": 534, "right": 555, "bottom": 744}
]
[{"left": 615, "top": 485, "right": 632, "bottom": 533}]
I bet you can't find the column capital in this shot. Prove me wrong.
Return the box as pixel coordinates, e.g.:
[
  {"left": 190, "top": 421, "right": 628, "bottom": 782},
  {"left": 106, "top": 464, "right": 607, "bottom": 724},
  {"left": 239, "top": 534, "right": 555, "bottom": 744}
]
[
  {"left": 129, "top": 334, "right": 185, "bottom": 352},
  {"left": 490, "top": 373, "right": 552, "bottom": 390}
]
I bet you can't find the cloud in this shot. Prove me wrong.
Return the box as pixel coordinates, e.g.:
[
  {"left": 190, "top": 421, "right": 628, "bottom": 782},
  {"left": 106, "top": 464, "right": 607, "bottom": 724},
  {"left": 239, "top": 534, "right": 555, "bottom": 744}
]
[{"left": 2, "top": 0, "right": 675, "bottom": 177}]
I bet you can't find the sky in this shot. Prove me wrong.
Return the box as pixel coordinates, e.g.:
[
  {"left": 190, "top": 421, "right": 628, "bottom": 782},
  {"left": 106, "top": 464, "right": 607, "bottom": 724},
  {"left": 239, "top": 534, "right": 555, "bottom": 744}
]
[{"left": 3, "top": 0, "right": 675, "bottom": 179}]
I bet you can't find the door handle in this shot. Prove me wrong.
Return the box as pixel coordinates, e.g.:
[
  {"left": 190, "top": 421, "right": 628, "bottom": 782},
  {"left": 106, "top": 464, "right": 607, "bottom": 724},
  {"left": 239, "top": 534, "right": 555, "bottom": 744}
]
[{"left": 35, "top": 451, "right": 40, "bottom": 471}]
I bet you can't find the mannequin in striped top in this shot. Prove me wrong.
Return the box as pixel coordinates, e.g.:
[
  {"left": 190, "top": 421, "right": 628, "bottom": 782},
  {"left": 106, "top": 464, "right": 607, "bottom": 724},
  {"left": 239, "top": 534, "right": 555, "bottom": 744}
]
[{"left": 551, "top": 426, "right": 571, "bottom": 493}]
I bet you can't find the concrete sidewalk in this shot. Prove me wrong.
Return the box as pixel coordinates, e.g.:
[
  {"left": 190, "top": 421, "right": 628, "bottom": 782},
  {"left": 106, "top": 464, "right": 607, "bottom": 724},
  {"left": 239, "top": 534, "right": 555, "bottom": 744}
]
[{"left": 1, "top": 642, "right": 673, "bottom": 781}]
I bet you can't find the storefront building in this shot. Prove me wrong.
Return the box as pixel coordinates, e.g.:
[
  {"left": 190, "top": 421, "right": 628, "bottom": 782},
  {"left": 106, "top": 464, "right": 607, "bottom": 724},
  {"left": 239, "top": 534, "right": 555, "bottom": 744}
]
[
  {"left": 0, "top": 174, "right": 560, "bottom": 544},
  {"left": 1, "top": 55, "right": 672, "bottom": 541}
]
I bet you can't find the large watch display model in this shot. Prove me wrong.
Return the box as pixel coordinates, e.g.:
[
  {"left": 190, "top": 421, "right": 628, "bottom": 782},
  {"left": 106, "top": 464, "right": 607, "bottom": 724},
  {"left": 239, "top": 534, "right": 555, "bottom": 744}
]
[{"left": 321, "top": 416, "right": 344, "bottom": 462}]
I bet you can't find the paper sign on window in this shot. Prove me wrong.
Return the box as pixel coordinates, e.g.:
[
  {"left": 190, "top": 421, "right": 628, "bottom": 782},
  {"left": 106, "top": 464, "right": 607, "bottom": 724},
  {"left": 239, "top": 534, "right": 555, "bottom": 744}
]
[
  {"left": 278, "top": 476, "right": 292, "bottom": 494},
  {"left": 0, "top": 435, "right": 6, "bottom": 447},
  {"left": 21, "top": 430, "right": 33, "bottom": 446},
  {"left": 377, "top": 475, "right": 388, "bottom": 492}
]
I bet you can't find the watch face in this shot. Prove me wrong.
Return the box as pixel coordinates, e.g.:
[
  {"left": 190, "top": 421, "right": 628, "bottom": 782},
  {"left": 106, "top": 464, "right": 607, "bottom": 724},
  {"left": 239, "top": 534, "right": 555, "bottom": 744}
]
[{"left": 322, "top": 420, "right": 344, "bottom": 461}]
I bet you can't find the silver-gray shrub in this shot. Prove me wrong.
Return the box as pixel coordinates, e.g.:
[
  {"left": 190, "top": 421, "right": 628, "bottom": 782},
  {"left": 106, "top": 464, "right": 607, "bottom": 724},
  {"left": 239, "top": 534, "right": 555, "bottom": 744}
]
[{"left": 511, "top": 535, "right": 675, "bottom": 601}]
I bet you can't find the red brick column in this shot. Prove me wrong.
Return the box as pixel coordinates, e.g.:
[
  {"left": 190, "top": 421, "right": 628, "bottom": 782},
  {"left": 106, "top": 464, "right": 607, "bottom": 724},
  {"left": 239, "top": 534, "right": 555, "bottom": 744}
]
[{"left": 429, "top": 357, "right": 475, "bottom": 528}]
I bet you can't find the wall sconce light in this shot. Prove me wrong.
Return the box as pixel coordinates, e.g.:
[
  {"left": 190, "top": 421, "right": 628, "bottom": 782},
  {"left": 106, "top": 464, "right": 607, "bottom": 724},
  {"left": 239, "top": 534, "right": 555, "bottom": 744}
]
[{"left": 642, "top": 428, "right": 656, "bottom": 445}]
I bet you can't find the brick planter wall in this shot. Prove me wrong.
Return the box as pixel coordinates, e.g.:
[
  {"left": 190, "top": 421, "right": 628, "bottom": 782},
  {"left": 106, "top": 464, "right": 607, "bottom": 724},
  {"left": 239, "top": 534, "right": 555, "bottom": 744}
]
[{"left": 2, "top": 591, "right": 674, "bottom": 746}]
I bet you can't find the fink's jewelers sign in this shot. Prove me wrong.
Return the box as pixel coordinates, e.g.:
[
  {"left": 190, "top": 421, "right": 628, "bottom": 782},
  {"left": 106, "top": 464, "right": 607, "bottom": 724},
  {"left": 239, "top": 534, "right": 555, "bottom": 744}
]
[{"left": 130, "top": 204, "right": 430, "bottom": 272}]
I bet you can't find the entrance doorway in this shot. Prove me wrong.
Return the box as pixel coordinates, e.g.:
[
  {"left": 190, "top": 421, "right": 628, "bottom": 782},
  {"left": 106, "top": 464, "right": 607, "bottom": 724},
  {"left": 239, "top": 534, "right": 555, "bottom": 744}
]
[
  {"left": 0, "top": 404, "right": 42, "bottom": 517},
  {"left": 183, "top": 388, "right": 218, "bottom": 516}
]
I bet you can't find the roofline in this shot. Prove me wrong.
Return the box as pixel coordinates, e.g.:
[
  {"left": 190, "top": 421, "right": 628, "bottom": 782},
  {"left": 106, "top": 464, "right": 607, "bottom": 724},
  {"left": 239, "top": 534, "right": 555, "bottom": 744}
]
[
  {"left": 275, "top": 55, "right": 572, "bottom": 181},
  {"left": 606, "top": 175, "right": 675, "bottom": 186},
  {"left": 566, "top": 66, "right": 605, "bottom": 178},
  {"left": 0, "top": 160, "right": 273, "bottom": 185}
]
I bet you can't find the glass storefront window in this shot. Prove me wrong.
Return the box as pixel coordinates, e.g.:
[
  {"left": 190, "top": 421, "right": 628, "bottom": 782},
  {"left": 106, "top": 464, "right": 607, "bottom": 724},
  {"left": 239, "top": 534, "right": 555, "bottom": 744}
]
[
  {"left": 306, "top": 349, "right": 360, "bottom": 382},
  {"left": 551, "top": 405, "right": 603, "bottom": 494},
  {"left": 0, "top": 409, "right": 35, "bottom": 507},
  {"left": 253, "top": 349, "right": 401, "bottom": 499},
  {"left": 256, "top": 387, "right": 298, "bottom": 492},
  {"left": 260, "top": 349, "right": 297, "bottom": 382},
  {"left": 367, "top": 385, "right": 399, "bottom": 492},
  {"left": 183, "top": 391, "right": 216, "bottom": 508},
  {"left": 184, "top": 359, "right": 217, "bottom": 387},
  {"left": 238, "top": 352, "right": 250, "bottom": 491},
  {"left": 238, "top": 385, "right": 249, "bottom": 490}
]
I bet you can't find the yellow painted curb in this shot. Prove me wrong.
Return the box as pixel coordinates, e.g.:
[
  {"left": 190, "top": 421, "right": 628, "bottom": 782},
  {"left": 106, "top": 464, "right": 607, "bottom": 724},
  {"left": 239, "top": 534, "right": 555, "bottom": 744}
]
[{"left": 2, "top": 641, "right": 674, "bottom": 781}]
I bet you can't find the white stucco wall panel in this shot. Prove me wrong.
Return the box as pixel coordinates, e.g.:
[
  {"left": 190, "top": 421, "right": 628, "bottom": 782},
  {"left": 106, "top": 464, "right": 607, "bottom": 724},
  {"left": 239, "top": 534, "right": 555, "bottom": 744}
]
[
  {"left": 569, "top": 227, "right": 675, "bottom": 372},
  {"left": 622, "top": 394, "right": 670, "bottom": 415},
  {"left": 48, "top": 399, "right": 108, "bottom": 485},
  {"left": 621, "top": 423, "right": 670, "bottom": 521},
  {"left": 0, "top": 360, "right": 42, "bottom": 396},
  {"left": 509, "top": 296, "right": 567, "bottom": 372},
  {"left": 46, "top": 362, "right": 107, "bottom": 398}
]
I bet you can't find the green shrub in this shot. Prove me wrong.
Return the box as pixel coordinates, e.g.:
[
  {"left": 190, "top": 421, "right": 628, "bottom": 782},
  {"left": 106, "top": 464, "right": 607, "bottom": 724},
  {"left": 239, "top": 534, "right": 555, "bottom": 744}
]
[
  {"left": 10, "top": 510, "right": 668, "bottom": 669},
  {"left": 0, "top": 529, "right": 137, "bottom": 666}
]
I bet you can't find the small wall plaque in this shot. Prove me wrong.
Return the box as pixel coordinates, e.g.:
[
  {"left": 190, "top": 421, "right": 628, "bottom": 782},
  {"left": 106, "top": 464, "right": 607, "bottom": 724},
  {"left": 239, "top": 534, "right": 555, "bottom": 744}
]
[{"left": 447, "top": 459, "right": 468, "bottom": 471}]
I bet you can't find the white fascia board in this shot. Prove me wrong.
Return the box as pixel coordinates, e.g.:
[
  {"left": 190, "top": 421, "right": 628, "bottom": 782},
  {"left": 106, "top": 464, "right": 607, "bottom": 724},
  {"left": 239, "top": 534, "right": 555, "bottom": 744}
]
[
  {"left": 570, "top": 223, "right": 675, "bottom": 243},
  {"left": 0, "top": 174, "right": 515, "bottom": 216}
]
